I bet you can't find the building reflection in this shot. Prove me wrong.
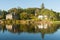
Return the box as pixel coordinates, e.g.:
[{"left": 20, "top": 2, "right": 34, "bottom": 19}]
[
  {"left": 6, "top": 24, "right": 20, "bottom": 33},
  {"left": 6, "top": 25, "right": 12, "bottom": 30},
  {"left": 37, "top": 23, "right": 48, "bottom": 29}
]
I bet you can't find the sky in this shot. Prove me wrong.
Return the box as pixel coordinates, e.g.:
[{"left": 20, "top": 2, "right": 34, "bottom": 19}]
[{"left": 0, "top": 0, "right": 60, "bottom": 12}]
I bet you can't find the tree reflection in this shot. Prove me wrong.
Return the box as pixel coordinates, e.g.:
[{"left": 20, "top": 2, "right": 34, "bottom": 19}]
[{"left": 0, "top": 23, "right": 60, "bottom": 40}]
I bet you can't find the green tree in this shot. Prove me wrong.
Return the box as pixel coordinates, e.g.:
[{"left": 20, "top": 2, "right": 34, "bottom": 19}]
[
  {"left": 40, "top": 9, "right": 57, "bottom": 21},
  {"left": 41, "top": 3, "right": 45, "bottom": 9},
  {"left": 20, "top": 12, "right": 27, "bottom": 20},
  {"left": 2, "top": 10, "right": 8, "bottom": 19}
]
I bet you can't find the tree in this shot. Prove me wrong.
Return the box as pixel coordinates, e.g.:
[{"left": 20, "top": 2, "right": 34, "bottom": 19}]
[
  {"left": 40, "top": 9, "right": 57, "bottom": 21},
  {"left": 0, "top": 10, "right": 3, "bottom": 19},
  {"left": 20, "top": 12, "right": 27, "bottom": 20},
  {"left": 41, "top": 3, "right": 45, "bottom": 9},
  {"left": 2, "top": 10, "right": 8, "bottom": 19}
]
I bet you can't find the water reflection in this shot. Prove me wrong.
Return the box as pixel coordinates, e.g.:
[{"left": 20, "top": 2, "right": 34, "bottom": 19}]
[
  {"left": 6, "top": 24, "right": 20, "bottom": 33},
  {"left": 0, "top": 23, "right": 60, "bottom": 40},
  {"left": 36, "top": 23, "right": 48, "bottom": 29},
  {"left": 6, "top": 25, "right": 12, "bottom": 30}
]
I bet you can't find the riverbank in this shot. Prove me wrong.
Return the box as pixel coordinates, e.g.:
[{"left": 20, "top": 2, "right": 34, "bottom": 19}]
[
  {"left": 0, "top": 20, "right": 60, "bottom": 25},
  {"left": 52, "top": 21, "right": 60, "bottom": 24}
]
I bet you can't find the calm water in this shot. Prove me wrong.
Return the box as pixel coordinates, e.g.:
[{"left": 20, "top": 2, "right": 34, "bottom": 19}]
[{"left": 0, "top": 23, "right": 60, "bottom": 40}]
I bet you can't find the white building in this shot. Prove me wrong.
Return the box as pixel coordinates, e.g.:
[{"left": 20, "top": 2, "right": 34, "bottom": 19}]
[
  {"left": 38, "top": 15, "right": 43, "bottom": 19},
  {"left": 38, "top": 15, "right": 47, "bottom": 20},
  {"left": 6, "top": 14, "right": 13, "bottom": 19}
]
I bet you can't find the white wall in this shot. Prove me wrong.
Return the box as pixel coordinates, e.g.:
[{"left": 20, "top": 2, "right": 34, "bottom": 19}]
[{"left": 6, "top": 14, "right": 12, "bottom": 19}]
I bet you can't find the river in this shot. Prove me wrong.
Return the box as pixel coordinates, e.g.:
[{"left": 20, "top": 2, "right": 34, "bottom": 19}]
[{"left": 0, "top": 23, "right": 60, "bottom": 40}]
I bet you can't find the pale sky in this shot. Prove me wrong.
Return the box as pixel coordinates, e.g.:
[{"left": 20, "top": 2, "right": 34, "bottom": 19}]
[{"left": 0, "top": 0, "right": 60, "bottom": 12}]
